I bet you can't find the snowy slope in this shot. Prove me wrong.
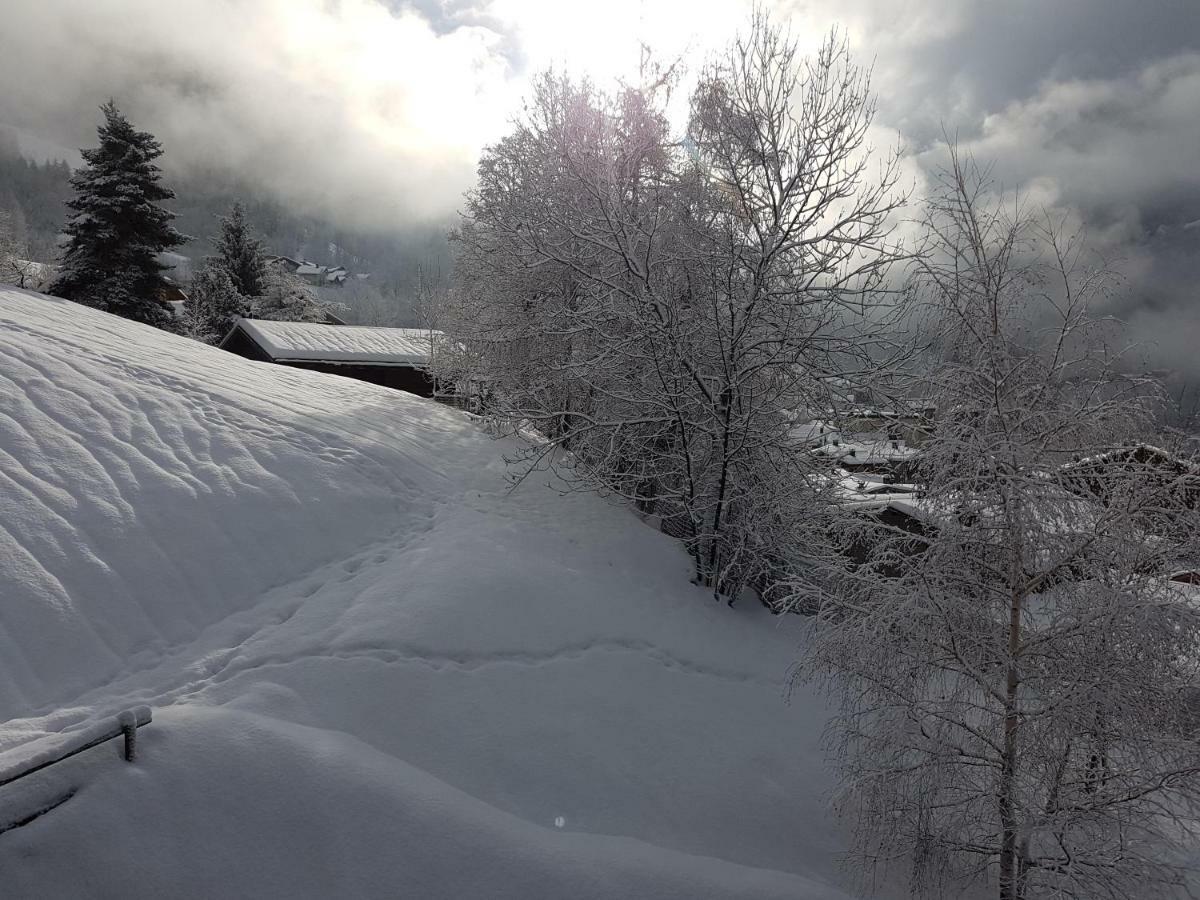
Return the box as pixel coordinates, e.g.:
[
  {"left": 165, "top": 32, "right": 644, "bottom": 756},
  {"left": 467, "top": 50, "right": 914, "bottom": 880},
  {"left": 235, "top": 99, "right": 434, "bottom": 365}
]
[
  {"left": 0, "top": 289, "right": 447, "bottom": 716},
  {"left": 0, "top": 288, "right": 859, "bottom": 898}
]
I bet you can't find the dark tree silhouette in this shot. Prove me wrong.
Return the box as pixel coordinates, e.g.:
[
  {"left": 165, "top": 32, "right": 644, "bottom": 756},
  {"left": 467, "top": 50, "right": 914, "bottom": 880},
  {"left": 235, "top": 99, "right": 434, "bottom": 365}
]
[{"left": 50, "top": 101, "right": 186, "bottom": 327}]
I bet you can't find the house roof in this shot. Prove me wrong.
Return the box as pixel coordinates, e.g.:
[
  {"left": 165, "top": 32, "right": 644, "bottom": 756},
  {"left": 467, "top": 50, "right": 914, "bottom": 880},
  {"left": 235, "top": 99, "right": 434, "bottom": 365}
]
[
  {"left": 234, "top": 319, "right": 440, "bottom": 366},
  {"left": 810, "top": 438, "right": 920, "bottom": 466},
  {"left": 1066, "top": 443, "right": 1200, "bottom": 474}
]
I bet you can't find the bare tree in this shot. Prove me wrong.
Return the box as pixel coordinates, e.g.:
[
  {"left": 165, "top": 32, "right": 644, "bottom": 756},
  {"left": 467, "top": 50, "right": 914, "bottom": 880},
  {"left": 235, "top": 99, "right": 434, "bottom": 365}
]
[
  {"left": 448, "top": 14, "right": 908, "bottom": 600},
  {"left": 795, "top": 147, "right": 1200, "bottom": 900}
]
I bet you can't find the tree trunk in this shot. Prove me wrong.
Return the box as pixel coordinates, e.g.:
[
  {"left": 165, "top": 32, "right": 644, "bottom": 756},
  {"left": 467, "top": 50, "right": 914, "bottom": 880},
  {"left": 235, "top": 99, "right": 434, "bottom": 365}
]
[
  {"left": 998, "top": 585, "right": 1024, "bottom": 900},
  {"left": 705, "top": 385, "right": 735, "bottom": 599}
]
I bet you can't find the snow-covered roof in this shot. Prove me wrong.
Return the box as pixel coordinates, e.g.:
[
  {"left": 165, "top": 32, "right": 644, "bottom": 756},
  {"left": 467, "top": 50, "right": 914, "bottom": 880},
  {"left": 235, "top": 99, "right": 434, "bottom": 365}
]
[
  {"left": 267, "top": 255, "right": 305, "bottom": 268},
  {"left": 238, "top": 319, "right": 440, "bottom": 366},
  {"left": 810, "top": 438, "right": 921, "bottom": 466},
  {"left": 1066, "top": 443, "right": 1200, "bottom": 474},
  {"left": 295, "top": 264, "right": 324, "bottom": 276},
  {"left": 790, "top": 420, "right": 837, "bottom": 445}
]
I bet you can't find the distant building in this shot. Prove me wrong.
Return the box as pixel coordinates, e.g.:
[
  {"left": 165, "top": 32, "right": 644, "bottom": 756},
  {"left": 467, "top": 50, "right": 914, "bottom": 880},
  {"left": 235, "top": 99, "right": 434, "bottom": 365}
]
[
  {"left": 294, "top": 263, "right": 349, "bottom": 287},
  {"left": 155, "top": 275, "right": 189, "bottom": 307},
  {"left": 809, "top": 436, "right": 922, "bottom": 482},
  {"left": 266, "top": 256, "right": 351, "bottom": 287},
  {"left": 218, "top": 318, "right": 440, "bottom": 397},
  {"left": 265, "top": 255, "right": 305, "bottom": 274}
]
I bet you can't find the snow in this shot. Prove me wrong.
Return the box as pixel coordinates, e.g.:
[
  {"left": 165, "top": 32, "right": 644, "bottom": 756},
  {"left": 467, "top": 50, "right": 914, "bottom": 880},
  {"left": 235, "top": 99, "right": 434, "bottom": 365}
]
[
  {"left": 0, "top": 287, "right": 860, "bottom": 898},
  {"left": 0, "top": 707, "right": 148, "bottom": 787},
  {"left": 237, "top": 318, "right": 437, "bottom": 365},
  {"left": 791, "top": 420, "right": 838, "bottom": 445},
  {"left": 810, "top": 437, "right": 920, "bottom": 466}
]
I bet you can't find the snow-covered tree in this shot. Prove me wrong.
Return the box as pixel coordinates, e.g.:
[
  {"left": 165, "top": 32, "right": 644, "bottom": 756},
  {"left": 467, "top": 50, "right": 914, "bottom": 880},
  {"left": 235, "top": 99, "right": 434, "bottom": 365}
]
[
  {"left": 180, "top": 263, "right": 244, "bottom": 343},
  {"left": 0, "top": 207, "right": 25, "bottom": 284},
  {"left": 250, "top": 269, "right": 334, "bottom": 322},
  {"left": 49, "top": 101, "right": 186, "bottom": 327},
  {"left": 210, "top": 201, "right": 267, "bottom": 298},
  {"left": 0, "top": 207, "right": 52, "bottom": 290},
  {"left": 796, "top": 148, "right": 1200, "bottom": 900},
  {"left": 448, "top": 16, "right": 907, "bottom": 599}
]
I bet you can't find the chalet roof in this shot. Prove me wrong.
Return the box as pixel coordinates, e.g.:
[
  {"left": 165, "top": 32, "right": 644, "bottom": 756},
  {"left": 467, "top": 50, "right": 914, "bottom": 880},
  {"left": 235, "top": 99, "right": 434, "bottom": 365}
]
[
  {"left": 235, "top": 319, "right": 440, "bottom": 366},
  {"left": 266, "top": 255, "right": 305, "bottom": 269}
]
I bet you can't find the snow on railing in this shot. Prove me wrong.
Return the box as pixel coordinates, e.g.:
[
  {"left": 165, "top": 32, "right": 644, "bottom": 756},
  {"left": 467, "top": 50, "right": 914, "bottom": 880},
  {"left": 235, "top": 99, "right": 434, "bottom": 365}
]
[{"left": 0, "top": 706, "right": 153, "bottom": 791}]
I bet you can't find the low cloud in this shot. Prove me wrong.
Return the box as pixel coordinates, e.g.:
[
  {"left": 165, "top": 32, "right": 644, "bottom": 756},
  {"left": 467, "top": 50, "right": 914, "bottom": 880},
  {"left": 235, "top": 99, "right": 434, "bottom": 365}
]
[
  {"left": 0, "top": 0, "right": 524, "bottom": 229},
  {"left": 0, "top": 0, "right": 746, "bottom": 230},
  {"left": 2, "top": 0, "right": 1196, "bottom": 382}
]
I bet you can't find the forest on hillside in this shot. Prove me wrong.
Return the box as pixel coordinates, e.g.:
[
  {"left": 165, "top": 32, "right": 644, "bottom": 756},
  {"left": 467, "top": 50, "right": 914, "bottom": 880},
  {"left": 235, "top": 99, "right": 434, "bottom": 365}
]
[{"left": 0, "top": 135, "right": 452, "bottom": 325}]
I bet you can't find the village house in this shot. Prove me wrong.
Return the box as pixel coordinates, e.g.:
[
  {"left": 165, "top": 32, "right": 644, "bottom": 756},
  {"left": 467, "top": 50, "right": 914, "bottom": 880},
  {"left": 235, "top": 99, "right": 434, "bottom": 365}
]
[
  {"left": 806, "top": 433, "right": 922, "bottom": 482},
  {"left": 265, "top": 255, "right": 351, "bottom": 287},
  {"left": 219, "top": 319, "right": 441, "bottom": 397}
]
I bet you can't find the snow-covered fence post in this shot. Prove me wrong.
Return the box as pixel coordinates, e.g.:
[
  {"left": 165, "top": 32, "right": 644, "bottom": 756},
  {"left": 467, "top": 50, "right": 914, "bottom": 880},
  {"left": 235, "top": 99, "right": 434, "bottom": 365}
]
[
  {"left": 118, "top": 709, "right": 140, "bottom": 762},
  {"left": 0, "top": 706, "right": 153, "bottom": 791}
]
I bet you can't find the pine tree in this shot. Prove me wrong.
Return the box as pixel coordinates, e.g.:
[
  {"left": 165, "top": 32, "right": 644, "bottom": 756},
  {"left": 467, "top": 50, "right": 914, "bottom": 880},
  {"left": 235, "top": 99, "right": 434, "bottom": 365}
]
[
  {"left": 49, "top": 101, "right": 186, "bottom": 327},
  {"left": 181, "top": 263, "right": 245, "bottom": 344},
  {"left": 211, "top": 201, "right": 266, "bottom": 297}
]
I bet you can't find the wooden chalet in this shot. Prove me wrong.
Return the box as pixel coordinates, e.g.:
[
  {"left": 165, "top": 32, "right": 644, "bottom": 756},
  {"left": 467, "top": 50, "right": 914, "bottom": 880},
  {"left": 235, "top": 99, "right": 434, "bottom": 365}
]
[{"left": 219, "top": 318, "right": 440, "bottom": 397}]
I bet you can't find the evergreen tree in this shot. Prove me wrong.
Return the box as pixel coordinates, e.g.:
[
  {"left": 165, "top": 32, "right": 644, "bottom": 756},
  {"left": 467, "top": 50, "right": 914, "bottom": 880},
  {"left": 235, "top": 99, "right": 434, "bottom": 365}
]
[
  {"left": 181, "top": 263, "right": 245, "bottom": 343},
  {"left": 211, "top": 201, "right": 266, "bottom": 297},
  {"left": 49, "top": 101, "right": 186, "bottom": 327}
]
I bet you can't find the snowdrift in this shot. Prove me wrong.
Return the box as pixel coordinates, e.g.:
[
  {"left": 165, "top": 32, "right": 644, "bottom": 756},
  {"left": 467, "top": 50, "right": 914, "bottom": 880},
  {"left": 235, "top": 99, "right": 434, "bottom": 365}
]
[
  {"left": 0, "top": 288, "right": 855, "bottom": 898},
  {"left": 0, "top": 288, "right": 446, "bottom": 716}
]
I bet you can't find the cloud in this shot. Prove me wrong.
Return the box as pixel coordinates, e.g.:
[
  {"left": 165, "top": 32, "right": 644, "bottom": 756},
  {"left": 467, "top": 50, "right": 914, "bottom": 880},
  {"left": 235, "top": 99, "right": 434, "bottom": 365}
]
[
  {"left": 1, "top": 0, "right": 1197, "bottom": 383},
  {"left": 0, "top": 0, "right": 751, "bottom": 230},
  {"left": 921, "top": 52, "right": 1200, "bottom": 383},
  {"left": 953, "top": 53, "right": 1200, "bottom": 230},
  {"left": 786, "top": 0, "right": 1200, "bottom": 384},
  {"left": 0, "top": 0, "right": 525, "bottom": 228}
]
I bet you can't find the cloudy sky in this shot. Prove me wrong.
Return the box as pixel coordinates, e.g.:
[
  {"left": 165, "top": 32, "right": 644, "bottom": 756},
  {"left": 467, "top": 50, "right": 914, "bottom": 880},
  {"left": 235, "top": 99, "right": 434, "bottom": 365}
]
[{"left": 1, "top": 0, "right": 1197, "bottom": 383}]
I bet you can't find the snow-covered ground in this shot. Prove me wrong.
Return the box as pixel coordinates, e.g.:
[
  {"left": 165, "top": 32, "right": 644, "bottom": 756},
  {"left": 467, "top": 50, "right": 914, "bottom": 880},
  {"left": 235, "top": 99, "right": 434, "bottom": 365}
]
[{"left": 0, "top": 287, "right": 860, "bottom": 898}]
